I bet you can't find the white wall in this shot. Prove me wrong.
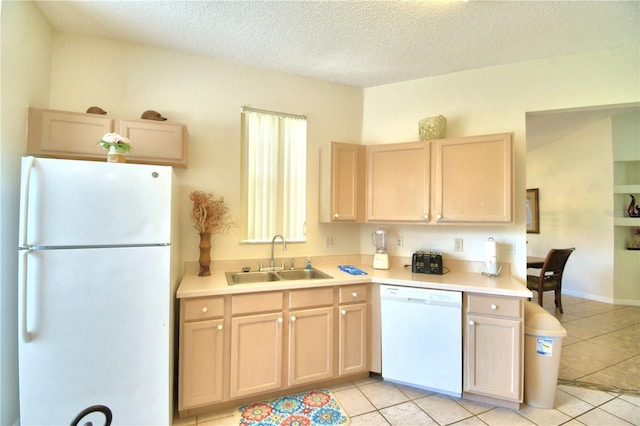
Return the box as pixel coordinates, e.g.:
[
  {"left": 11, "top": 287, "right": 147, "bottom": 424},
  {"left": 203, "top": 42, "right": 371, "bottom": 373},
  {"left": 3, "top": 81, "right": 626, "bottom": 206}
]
[
  {"left": 361, "top": 47, "right": 640, "bottom": 281},
  {"left": 47, "top": 33, "right": 365, "bottom": 270},
  {"left": 527, "top": 118, "right": 614, "bottom": 301},
  {"left": 0, "top": 1, "right": 53, "bottom": 423}
]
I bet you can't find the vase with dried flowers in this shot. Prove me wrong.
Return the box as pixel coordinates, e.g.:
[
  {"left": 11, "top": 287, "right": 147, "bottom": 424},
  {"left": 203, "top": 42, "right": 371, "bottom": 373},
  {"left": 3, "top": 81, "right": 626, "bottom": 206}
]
[
  {"left": 98, "top": 133, "right": 132, "bottom": 163},
  {"left": 189, "top": 191, "right": 235, "bottom": 276}
]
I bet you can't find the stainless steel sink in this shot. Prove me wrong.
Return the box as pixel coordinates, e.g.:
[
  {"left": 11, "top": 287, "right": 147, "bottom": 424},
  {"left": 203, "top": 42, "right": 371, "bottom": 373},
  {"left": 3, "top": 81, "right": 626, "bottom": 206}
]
[
  {"left": 225, "top": 268, "right": 333, "bottom": 285},
  {"left": 225, "top": 271, "right": 280, "bottom": 285},
  {"left": 276, "top": 268, "right": 333, "bottom": 280}
]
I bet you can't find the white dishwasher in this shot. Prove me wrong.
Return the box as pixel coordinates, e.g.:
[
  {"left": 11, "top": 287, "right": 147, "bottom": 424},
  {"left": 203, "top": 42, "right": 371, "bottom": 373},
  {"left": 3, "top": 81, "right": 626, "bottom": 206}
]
[{"left": 380, "top": 284, "right": 462, "bottom": 397}]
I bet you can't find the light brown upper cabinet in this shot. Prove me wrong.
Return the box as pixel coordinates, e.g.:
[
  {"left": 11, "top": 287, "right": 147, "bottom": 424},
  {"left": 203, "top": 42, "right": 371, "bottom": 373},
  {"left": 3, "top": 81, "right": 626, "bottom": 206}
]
[
  {"left": 28, "top": 108, "right": 113, "bottom": 159},
  {"left": 118, "top": 119, "right": 188, "bottom": 168},
  {"left": 319, "top": 142, "right": 366, "bottom": 223},
  {"left": 433, "top": 133, "right": 513, "bottom": 223},
  {"left": 27, "top": 108, "right": 188, "bottom": 168},
  {"left": 365, "top": 133, "right": 513, "bottom": 224},
  {"left": 366, "top": 141, "right": 431, "bottom": 222}
]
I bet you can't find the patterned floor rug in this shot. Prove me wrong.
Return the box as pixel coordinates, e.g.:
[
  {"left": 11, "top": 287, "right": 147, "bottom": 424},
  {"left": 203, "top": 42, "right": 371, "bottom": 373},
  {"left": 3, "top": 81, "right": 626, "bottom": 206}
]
[{"left": 236, "top": 389, "right": 350, "bottom": 426}]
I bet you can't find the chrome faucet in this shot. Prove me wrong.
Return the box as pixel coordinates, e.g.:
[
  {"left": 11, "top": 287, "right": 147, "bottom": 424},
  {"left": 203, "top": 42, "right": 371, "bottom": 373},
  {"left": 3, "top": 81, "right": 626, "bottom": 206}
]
[{"left": 269, "top": 234, "right": 287, "bottom": 270}]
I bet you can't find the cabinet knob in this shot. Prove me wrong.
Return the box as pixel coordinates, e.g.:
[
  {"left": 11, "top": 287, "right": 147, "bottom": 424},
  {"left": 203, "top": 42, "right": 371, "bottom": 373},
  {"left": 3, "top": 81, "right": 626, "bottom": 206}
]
[
  {"left": 217, "top": 324, "right": 223, "bottom": 330},
  {"left": 291, "top": 315, "right": 297, "bottom": 322},
  {"left": 352, "top": 292, "right": 357, "bottom": 298},
  {"left": 436, "top": 214, "right": 443, "bottom": 221},
  {"left": 277, "top": 317, "right": 283, "bottom": 324},
  {"left": 490, "top": 304, "right": 497, "bottom": 310},
  {"left": 341, "top": 309, "right": 347, "bottom": 315},
  {"left": 202, "top": 307, "right": 208, "bottom": 313},
  {"left": 424, "top": 214, "right": 429, "bottom": 220},
  {"left": 469, "top": 320, "right": 475, "bottom": 326},
  {"left": 334, "top": 213, "right": 339, "bottom": 218}
]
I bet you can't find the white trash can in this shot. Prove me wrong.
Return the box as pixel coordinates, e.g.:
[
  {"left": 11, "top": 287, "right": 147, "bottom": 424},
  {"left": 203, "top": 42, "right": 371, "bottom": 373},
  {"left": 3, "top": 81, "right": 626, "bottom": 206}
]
[{"left": 524, "top": 301, "right": 567, "bottom": 409}]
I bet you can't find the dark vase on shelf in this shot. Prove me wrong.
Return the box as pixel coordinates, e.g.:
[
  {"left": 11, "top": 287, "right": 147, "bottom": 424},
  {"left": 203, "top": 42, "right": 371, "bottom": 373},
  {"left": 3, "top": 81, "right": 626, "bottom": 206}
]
[
  {"left": 198, "top": 232, "right": 211, "bottom": 276},
  {"left": 628, "top": 195, "right": 640, "bottom": 217}
]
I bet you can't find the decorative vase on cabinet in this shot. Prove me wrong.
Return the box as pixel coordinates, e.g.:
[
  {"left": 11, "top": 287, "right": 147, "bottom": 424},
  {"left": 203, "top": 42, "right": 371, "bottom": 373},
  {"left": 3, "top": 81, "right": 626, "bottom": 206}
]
[{"left": 107, "top": 145, "right": 127, "bottom": 163}]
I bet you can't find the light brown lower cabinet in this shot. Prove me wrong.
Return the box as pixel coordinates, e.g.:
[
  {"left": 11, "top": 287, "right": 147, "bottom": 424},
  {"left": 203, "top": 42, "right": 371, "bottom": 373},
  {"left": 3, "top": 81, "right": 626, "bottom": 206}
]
[
  {"left": 179, "top": 287, "right": 526, "bottom": 416},
  {"left": 339, "top": 303, "right": 367, "bottom": 375},
  {"left": 463, "top": 293, "right": 523, "bottom": 408},
  {"left": 178, "top": 284, "right": 370, "bottom": 415},
  {"left": 229, "top": 292, "right": 284, "bottom": 398},
  {"left": 288, "top": 306, "right": 334, "bottom": 386},
  {"left": 230, "top": 312, "right": 284, "bottom": 398},
  {"left": 178, "top": 296, "right": 225, "bottom": 411},
  {"left": 180, "top": 320, "right": 224, "bottom": 408}
]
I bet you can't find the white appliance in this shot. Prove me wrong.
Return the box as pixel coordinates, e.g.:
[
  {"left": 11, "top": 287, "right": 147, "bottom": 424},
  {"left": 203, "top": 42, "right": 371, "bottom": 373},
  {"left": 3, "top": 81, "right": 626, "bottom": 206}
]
[
  {"left": 380, "top": 285, "right": 462, "bottom": 397},
  {"left": 17, "top": 157, "right": 179, "bottom": 425},
  {"left": 371, "top": 227, "right": 389, "bottom": 270}
]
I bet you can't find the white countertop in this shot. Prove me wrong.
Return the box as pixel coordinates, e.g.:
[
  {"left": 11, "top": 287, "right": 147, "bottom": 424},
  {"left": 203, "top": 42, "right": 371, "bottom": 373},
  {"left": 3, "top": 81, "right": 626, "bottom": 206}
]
[{"left": 177, "top": 262, "right": 532, "bottom": 299}]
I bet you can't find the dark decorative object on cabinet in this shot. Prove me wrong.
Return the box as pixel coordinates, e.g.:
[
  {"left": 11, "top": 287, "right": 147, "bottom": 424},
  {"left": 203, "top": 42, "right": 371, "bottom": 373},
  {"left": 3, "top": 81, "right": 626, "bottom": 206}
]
[
  {"left": 141, "top": 109, "right": 167, "bottom": 121},
  {"left": 86, "top": 106, "right": 107, "bottom": 114}
]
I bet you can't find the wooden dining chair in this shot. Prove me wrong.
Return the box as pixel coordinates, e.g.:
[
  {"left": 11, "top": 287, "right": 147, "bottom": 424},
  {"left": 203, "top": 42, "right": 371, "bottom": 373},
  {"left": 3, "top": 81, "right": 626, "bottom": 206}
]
[{"left": 526, "top": 248, "right": 575, "bottom": 313}]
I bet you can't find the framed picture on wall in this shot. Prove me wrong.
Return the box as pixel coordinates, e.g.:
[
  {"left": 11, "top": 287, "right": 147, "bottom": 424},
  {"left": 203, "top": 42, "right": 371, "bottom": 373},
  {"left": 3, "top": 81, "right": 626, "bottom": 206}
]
[{"left": 526, "top": 188, "right": 539, "bottom": 234}]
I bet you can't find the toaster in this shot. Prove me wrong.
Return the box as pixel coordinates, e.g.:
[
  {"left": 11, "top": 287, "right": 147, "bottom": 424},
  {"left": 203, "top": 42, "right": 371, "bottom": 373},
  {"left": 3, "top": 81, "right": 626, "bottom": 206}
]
[{"left": 412, "top": 251, "right": 444, "bottom": 275}]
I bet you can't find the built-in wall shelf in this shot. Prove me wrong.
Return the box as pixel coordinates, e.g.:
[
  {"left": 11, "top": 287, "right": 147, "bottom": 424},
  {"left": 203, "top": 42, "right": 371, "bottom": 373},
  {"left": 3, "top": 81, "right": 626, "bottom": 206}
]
[
  {"left": 614, "top": 185, "right": 640, "bottom": 194},
  {"left": 614, "top": 217, "right": 640, "bottom": 227},
  {"left": 612, "top": 110, "right": 640, "bottom": 302}
]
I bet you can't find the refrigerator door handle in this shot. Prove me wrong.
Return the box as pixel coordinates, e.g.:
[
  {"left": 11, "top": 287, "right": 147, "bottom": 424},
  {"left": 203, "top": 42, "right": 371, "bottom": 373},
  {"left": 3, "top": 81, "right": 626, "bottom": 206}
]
[
  {"left": 19, "top": 156, "right": 35, "bottom": 248},
  {"left": 19, "top": 249, "right": 32, "bottom": 343}
]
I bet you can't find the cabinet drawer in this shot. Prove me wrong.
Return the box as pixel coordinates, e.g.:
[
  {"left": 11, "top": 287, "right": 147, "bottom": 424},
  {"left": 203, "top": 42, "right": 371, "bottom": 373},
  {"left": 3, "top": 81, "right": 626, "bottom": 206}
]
[
  {"left": 183, "top": 296, "right": 224, "bottom": 322},
  {"left": 467, "top": 294, "right": 522, "bottom": 318},
  {"left": 339, "top": 284, "right": 368, "bottom": 304},
  {"left": 232, "top": 292, "right": 283, "bottom": 315},
  {"left": 289, "top": 287, "right": 334, "bottom": 309}
]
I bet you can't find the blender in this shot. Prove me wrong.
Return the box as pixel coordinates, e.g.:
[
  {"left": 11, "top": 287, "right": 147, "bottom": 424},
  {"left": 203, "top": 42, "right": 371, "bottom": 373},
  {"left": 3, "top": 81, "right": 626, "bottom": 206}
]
[{"left": 371, "top": 227, "right": 389, "bottom": 269}]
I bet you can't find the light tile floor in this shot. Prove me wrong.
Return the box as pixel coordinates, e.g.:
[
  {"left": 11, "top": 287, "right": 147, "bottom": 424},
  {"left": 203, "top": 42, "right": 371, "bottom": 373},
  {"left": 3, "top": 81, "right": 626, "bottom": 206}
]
[
  {"left": 544, "top": 293, "right": 640, "bottom": 394},
  {"left": 176, "top": 294, "right": 640, "bottom": 426}
]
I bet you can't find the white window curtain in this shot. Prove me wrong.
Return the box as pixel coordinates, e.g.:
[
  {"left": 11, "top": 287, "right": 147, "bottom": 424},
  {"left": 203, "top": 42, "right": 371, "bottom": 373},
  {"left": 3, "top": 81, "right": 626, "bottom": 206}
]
[{"left": 242, "top": 108, "right": 307, "bottom": 242}]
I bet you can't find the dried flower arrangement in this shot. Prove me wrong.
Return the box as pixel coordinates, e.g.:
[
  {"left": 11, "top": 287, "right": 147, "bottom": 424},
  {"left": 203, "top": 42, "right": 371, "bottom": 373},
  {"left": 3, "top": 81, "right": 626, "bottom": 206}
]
[
  {"left": 189, "top": 190, "right": 236, "bottom": 276},
  {"left": 189, "top": 191, "right": 235, "bottom": 234}
]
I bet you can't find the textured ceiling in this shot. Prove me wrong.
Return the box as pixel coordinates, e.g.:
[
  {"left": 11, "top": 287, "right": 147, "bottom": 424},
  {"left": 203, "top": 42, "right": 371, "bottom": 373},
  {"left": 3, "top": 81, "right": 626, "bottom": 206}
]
[{"left": 35, "top": 0, "right": 639, "bottom": 88}]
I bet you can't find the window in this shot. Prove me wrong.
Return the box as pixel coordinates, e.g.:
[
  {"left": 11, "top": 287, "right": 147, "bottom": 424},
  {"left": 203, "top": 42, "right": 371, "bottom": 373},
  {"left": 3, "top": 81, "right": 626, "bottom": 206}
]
[{"left": 240, "top": 107, "right": 307, "bottom": 242}]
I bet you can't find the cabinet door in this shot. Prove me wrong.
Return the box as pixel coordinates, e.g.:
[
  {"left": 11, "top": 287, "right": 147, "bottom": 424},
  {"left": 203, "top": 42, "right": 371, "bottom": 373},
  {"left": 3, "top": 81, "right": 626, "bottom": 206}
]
[
  {"left": 230, "top": 312, "right": 283, "bottom": 398},
  {"left": 434, "top": 133, "right": 513, "bottom": 223},
  {"left": 465, "top": 314, "right": 522, "bottom": 401},
  {"left": 339, "top": 303, "right": 368, "bottom": 376},
  {"left": 319, "top": 142, "right": 365, "bottom": 223},
  {"left": 367, "top": 142, "right": 430, "bottom": 222},
  {"left": 288, "top": 307, "right": 334, "bottom": 386},
  {"left": 119, "top": 119, "right": 188, "bottom": 168},
  {"left": 179, "top": 319, "right": 224, "bottom": 410},
  {"left": 28, "top": 108, "right": 113, "bottom": 158}
]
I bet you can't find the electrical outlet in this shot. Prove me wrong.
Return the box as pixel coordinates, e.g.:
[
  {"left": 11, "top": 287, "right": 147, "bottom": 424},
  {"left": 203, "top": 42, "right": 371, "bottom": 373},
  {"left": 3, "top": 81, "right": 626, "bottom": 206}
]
[
  {"left": 324, "top": 236, "right": 334, "bottom": 248},
  {"left": 396, "top": 236, "right": 404, "bottom": 248},
  {"left": 454, "top": 238, "right": 463, "bottom": 252}
]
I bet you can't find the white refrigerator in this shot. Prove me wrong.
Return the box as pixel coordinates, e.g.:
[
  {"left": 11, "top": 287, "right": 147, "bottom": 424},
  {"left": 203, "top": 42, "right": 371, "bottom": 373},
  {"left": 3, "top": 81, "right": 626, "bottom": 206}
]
[{"left": 17, "top": 156, "right": 180, "bottom": 425}]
